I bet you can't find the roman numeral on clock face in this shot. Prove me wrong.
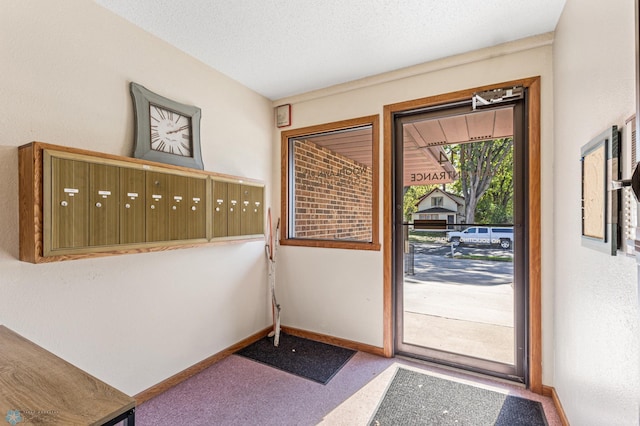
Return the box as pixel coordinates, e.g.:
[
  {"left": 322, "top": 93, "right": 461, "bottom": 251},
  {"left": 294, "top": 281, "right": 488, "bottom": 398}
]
[{"left": 149, "top": 104, "right": 192, "bottom": 157}]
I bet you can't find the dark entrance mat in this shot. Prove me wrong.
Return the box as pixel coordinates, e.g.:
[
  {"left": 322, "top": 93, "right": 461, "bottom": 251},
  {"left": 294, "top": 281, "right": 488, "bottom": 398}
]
[
  {"left": 235, "top": 332, "right": 356, "bottom": 384},
  {"left": 369, "top": 368, "right": 547, "bottom": 426}
]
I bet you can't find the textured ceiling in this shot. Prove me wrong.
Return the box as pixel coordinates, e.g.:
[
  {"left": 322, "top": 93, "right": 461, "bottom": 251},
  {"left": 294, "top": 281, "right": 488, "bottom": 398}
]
[{"left": 93, "top": 0, "right": 565, "bottom": 100}]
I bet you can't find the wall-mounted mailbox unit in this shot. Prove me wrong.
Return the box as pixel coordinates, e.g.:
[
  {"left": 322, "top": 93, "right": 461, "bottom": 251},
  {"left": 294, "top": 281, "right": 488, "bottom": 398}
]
[{"left": 19, "top": 142, "right": 265, "bottom": 263}]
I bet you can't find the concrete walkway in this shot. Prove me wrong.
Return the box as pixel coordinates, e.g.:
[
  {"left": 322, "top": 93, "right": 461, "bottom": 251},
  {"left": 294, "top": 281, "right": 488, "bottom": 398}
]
[{"left": 403, "top": 247, "right": 515, "bottom": 364}]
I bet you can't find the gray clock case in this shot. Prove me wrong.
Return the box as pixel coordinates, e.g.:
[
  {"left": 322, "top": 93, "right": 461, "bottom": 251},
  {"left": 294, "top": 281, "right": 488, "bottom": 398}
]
[{"left": 130, "top": 82, "right": 204, "bottom": 170}]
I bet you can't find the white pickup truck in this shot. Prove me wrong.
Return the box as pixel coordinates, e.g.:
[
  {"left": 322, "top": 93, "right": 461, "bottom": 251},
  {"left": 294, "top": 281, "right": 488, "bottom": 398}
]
[{"left": 446, "top": 226, "right": 514, "bottom": 249}]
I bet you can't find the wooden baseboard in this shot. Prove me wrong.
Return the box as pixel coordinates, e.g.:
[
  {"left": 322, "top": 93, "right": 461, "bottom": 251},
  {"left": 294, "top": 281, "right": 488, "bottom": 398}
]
[
  {"left": 542, "top": 385, "right": 570, "bottom": 426},
  {"left": 134, "top": 326, "right": 271, "bottom": 405},
  {"left": 280, "top": 326, "right": 386, "bottom": 357}
]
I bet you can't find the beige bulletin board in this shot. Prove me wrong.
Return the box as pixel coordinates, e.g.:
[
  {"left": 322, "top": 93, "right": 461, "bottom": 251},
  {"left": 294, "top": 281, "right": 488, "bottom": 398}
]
[
  {"left": 581, "top": 126, "right": 620, "bottom": 255},
  {"left": 582, "top": 142, "right": 606, "bottom": 239}
]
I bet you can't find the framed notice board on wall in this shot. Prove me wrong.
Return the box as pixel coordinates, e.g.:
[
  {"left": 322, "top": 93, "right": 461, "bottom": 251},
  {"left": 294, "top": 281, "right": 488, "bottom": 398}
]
[{"left": 581, "top": 126, "right": 620, "bottom": 255}]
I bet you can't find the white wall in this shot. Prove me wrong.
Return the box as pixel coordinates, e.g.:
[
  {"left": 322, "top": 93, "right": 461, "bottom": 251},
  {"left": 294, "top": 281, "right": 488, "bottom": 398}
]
[
  {"left": 274, "top": 36, "right": 557, "bottom": 383},
  {"left": 553, "top": 0, "right": 639, "bottom": 424},
  {"left": 0, "top": 1, "right": 273, "bottom": 396}
]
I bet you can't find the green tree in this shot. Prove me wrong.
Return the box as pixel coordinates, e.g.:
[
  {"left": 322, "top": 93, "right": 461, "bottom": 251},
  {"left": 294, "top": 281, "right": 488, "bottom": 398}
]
[
  {"left": 474, "top": 146, "right": 514, "bottom": 224},
  {"left": 448, "top": 138, "right": 513, "bottom": 224}
]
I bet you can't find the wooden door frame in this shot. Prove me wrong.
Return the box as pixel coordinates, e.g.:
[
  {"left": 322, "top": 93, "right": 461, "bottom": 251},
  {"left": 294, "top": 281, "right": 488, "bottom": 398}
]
[{"left": 382, "top": 76, "right": 542, "bottom": 393}]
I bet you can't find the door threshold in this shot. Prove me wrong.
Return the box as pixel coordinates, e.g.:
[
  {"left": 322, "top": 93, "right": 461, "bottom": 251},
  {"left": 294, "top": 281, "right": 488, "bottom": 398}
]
[{"left": 394, "top": 354, "right": 526, "bottom": 389}]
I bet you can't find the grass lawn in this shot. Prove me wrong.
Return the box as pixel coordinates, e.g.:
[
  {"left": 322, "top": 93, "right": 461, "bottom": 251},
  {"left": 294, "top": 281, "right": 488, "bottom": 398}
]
[
  {"left": 408, "top": 230, "right": 447, "bottom": 244},
  {"left": 452, "top": 253, "right": 513, "bottom": 262}
]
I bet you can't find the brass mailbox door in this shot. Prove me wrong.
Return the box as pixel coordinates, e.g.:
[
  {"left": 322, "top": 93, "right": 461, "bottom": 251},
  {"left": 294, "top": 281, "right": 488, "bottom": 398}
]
[
  {"left": 251, "top": 185, "right": 264, "bottom": 235},
  {"left": 187, "top": 176, "right": 207, "bottom": 240},
  {"left": 49, "top": 157, "right": 89, "bottom": 251},
  {"left": 212, "top": 180, "right": 228, "bottom": 238},
  {"left": 120, "top": 167, "right": 146, "bottom": 244},
  {"left": 240, "top": 185, "right": 252, "bottom": 236},
  {"left": 168, "top": 174, "right": 189, "bottom": 241},
  {"left": 240, "top": 184, "right": 264, "bottom": 235},
  {"left": 89, "top": 163, "right": 119, "bottom": 247},
  {"left": 227, "top": 182, "right": 242, "bottom": 236},
  {"left": 146, "top": 171, "right": 170, "bottom": 242}
]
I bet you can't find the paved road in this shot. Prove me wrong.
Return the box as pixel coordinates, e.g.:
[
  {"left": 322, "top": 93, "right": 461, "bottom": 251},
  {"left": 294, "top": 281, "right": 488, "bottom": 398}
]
[
  {"left": 413, "top": 242, "right": 513, "bottom": 258},
  {"left": 403, "top": 242, "right": 514, "bottom": 320},
  {"left": 407, "top": 242, "right": 513, "bottom": 286}
]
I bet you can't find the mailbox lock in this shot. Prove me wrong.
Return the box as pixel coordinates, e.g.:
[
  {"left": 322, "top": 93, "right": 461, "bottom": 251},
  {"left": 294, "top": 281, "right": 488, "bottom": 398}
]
[
  {"left": 150, "top": 205, "right": 155, "bottom": 210},
  {"left": 125, "top": 203, "right": 131, "bottom": 209},
  {"left": 191, "top": 206, "right": 196, "bottom": 211},
  {"left": 95, "top": 202, "right": 102, "bottom": 208},
  {"left": 60, "top": 201, "right": 68, "bottom": 207},
  {"left": 172, "top": 205, "right": 177, "bottom": 210}
]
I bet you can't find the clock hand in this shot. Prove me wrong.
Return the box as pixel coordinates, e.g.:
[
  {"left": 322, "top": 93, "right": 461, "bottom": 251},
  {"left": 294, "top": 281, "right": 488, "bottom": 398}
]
[{"left": 166, "top": 125, "right": 190, "bottom": 134}]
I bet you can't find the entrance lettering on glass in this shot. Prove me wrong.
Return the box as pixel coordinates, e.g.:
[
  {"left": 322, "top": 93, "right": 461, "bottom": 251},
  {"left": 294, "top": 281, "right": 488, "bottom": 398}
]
[{"left": 410, "top": 170, "right": 459, "bottom": 183}]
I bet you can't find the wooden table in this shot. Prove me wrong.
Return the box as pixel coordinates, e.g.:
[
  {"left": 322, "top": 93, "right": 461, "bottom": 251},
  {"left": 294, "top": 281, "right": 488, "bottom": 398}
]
[{"left": 0, "top": 325, "right": 135, "bottom": 425}]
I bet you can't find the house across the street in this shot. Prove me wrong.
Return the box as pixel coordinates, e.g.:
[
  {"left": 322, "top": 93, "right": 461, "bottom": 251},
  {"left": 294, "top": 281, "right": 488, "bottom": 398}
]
[{"left": 412, "top": 188, "right": 465, "bottom": 229}]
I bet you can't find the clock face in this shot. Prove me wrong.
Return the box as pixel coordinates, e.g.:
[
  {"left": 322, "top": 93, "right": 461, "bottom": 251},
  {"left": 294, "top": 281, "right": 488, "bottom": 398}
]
[{"left": 149, "top": 104, "right": 192, "bottom": 157}]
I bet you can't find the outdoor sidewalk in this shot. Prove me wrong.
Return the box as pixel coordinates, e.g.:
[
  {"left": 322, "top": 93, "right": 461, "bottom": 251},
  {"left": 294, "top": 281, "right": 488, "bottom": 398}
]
[{"left": 403, "top": 248, "right": 515, "bottom": 364}]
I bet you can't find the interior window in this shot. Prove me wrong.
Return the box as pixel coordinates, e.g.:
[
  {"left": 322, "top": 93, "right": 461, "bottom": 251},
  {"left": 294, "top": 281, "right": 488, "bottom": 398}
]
[{"left": 280, "top": 115, "right": 380, "bottom": 250}]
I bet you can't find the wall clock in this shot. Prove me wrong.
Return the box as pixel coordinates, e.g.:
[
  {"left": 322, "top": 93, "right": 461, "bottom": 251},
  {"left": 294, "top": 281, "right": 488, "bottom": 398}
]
[{"left": 130, "top": 82, "right": 204, "bottom": 169}]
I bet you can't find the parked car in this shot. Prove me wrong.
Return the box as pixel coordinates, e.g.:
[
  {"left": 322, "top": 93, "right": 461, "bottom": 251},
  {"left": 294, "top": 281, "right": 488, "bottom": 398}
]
[{"left": 446, "top": 226, "right": 514, "bottom": 249}]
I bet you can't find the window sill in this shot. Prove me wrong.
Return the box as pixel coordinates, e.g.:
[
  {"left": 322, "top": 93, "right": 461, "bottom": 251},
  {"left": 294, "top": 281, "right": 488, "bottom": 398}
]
[{"left": 280, "top": 238, "right": 381, "bottom": 251}]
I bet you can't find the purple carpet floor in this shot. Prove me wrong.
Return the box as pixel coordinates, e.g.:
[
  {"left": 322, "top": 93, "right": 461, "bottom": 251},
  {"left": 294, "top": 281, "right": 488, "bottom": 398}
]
[{"left": 135, "top": 352, "right": 562, "bottom": 425}]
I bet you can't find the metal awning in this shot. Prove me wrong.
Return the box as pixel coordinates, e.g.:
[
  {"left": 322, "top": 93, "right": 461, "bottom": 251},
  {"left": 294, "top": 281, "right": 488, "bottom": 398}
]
[
  {"left": 290, "top": 107, "right": 514, "bottom": 187},
  {"left": 402, "top": 107, "right": 514, "bottom": 186}
]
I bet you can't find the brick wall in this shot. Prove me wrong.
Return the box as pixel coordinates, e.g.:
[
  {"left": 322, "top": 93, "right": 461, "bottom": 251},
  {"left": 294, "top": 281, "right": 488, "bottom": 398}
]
[{"left": 293, "top": 139, "right": 372, "bottom": 241}]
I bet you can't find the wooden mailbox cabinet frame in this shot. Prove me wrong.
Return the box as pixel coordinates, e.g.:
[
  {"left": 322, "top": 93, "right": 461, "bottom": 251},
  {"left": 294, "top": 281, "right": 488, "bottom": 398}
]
[{"left": 19, "top": 142, "right": 265, "bottom": 263}]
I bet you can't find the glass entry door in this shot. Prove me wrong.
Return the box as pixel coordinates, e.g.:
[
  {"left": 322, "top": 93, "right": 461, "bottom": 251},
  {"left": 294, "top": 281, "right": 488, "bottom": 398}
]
[{"left": 394, "top": 99, "right": 528, "bottom": 382}]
